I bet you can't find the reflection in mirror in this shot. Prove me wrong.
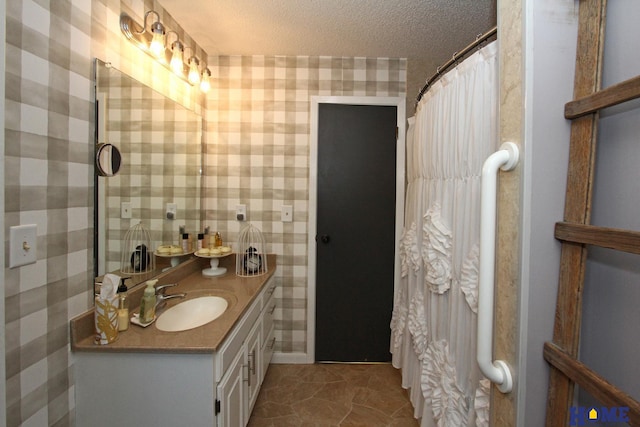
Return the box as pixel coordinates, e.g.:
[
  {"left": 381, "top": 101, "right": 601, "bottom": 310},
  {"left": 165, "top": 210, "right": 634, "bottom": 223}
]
[
  {"left": 95, "top": 59, "right": 202, "bottom": 288},
  {"left": 96, "top": 143, "right": 122, "bottom": 176}
]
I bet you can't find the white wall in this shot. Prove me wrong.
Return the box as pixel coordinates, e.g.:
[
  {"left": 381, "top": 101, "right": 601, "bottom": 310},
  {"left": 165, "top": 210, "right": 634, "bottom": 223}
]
[
  {"left": 578, "top": 0, "right": 640, "bottom": 411},
  {"left": 518, "top": 1, "right": 578, "bottom": 426}
]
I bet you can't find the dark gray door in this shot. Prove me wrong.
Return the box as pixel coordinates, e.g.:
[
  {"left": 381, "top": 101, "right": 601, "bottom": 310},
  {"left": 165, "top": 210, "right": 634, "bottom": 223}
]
[{"left": 315, "top": 103, "right": 397, "bottom": 362}]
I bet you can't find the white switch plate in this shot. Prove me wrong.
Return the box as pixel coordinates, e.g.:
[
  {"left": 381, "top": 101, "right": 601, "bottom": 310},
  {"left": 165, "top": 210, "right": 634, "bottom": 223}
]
[
  {"left": 121, "top": 202, "right": 132, "bottom": 219},
  {"left": 281, "top": 205, "right": 293, "bottom": 222},
  {"left": 166, "top": 203, "right": 177, "bottom": 220},
  {"left": 10, "top": 224, "right": 37, "bottom": 268},
  {"left": 236, "top": 204, "right": 247, "bottom": 221}
]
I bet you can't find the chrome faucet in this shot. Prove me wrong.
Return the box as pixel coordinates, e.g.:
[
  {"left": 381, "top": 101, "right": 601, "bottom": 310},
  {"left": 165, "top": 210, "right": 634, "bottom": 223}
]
[
  {"left": 155, "top": 283, "right": 179, "bottom": 295},
  {"left": 155, "top": 293, "right": 186, "bottom": 311},
  {"left": 154, "top": 283, "right": 186, "bottom": 311}
]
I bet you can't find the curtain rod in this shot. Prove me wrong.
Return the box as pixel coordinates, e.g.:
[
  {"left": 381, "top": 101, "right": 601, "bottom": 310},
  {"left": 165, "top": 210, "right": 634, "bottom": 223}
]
[{"left": 416, "top": 25, "right": 498, "bottom": 105}]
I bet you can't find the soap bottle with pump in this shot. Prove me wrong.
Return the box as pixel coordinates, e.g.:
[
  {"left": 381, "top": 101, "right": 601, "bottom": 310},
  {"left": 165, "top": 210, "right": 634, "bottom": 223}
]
[
  {"left": 117, "top": 278, "right": 129, "bottom": 331},
  {"left": 139, "top": 279, "right": 157, "bottom": 324}
]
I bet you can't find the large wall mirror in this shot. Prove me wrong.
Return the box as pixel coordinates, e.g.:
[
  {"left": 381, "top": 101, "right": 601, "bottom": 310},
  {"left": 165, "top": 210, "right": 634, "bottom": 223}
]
[{"left": 94, "top": 59, "right": 202, "bottom": 284}]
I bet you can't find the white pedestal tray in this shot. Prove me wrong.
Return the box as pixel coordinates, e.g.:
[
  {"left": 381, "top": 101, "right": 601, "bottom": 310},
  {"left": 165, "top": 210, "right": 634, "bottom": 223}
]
[
  {"left": 195, "top": 250, "right": 232, "bottom": 276},
  {"left": 154, "top": 249, "right": 194, "bottom": 270}
]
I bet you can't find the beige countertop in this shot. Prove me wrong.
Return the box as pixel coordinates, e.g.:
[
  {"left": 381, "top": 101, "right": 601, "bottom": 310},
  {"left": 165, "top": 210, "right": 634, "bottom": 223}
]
[{"left": 71, "top": 254, "right": 276, "bottom": 354}]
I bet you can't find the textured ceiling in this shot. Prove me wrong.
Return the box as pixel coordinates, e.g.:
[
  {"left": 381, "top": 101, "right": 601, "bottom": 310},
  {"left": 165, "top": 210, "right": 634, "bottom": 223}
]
[{"left": 158, "top": 0, "right": 496, "bottom": 62}]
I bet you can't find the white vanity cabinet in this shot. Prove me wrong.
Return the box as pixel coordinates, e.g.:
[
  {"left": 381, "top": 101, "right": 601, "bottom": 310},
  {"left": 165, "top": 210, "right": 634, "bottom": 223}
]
[
  {"left": 74, "top": 276, "right": 277, "bottom": 427},
  {"left": 216, "top": 276, "right": 276, "bottom": 426}
]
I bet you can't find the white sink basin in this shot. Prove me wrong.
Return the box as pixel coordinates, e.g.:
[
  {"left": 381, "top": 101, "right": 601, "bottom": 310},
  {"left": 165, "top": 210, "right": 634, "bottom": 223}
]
[{"left": 156, "top": 296, "right": 228, "bottom": 332}]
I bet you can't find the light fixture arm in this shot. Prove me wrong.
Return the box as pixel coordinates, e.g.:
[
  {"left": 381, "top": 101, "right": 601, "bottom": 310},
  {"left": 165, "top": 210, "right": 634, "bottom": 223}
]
[
  {"left": 165, "top": 31, "right": 179, "bottom": 49},
  {"left": 143, "top": 10, "right": 160, "bottom": 33}
]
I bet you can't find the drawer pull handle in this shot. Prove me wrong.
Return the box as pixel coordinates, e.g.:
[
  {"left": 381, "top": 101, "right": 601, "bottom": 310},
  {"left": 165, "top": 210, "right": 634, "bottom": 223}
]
[
  {"left": 269, "top": 304, "right": 276, "bottom": 315},
  {"left": 249, "top": 350, "right": 256, "bottom": 375},
  {"left": 243, "top": 364, "right": 250, "bottom": 387}
]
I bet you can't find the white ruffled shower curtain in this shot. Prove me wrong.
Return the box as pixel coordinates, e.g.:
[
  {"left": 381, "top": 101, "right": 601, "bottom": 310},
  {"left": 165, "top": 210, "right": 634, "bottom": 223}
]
[{"left": 391, "top": 41, "right": 497, "bottom": 427}]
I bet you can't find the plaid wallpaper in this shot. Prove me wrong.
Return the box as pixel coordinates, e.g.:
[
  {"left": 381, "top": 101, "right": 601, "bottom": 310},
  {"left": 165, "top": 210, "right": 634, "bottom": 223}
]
[
  {"left": 204, "top": 56, "right": 407, "bottom": 353},
  {"left": 4, "top": 0, "right": 406, "bottom": 424},
  {"left": 98, "top": 63, "right": 202, "bottom": 273},
  {"left": 4, "top": 0, "right": 206, "bottom": 425}
]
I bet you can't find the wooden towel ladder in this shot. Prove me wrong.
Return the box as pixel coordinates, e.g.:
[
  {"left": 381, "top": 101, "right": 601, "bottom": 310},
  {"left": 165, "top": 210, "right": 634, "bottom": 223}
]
[{"left": 544, "top": 0, "right": 640, "bottom": 425}]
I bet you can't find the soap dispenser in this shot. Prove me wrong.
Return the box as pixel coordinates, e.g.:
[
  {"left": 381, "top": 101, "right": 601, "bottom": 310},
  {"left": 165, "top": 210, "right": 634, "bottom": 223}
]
[
  {"left": 139, "top": 279, "right": 157, "bottom": 324},
  {"left": 117, "top": 278, "right": 129, "bottom": 331}
]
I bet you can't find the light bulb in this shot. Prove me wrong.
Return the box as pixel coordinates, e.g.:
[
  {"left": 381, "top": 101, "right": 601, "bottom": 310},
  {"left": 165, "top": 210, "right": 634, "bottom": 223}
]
[
  {"left": 200, "top": 69, "right": 211, "bottom": 93},
  {"left": 170, "top": 41, "right": 184, "bottom": 75},
  {"left": 188, "top": 58, "right": 200, "bottom": 85},
  {"left": 149, "top": 22, "right": 165, "bottom": 57}
]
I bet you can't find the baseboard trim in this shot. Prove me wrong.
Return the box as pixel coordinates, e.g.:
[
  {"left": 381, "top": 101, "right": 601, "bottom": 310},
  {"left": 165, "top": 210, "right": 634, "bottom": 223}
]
[{"left": 271, "top": 352, "right": 312, "bottom": 364}]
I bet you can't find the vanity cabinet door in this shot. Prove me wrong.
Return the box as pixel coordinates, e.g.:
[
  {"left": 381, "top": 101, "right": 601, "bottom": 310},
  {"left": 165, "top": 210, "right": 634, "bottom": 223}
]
[
  {"left": 217, "top": 348, "right": 246, "bottom": 427},
  {"left": 246, "top": 317, "right": 262, "bottom": 418},
  {"left": 262, "top": 325, "right": 276, "bottom": 380},
  {"left": 260, "top": 286, "right": 276, "bottom": 384}
]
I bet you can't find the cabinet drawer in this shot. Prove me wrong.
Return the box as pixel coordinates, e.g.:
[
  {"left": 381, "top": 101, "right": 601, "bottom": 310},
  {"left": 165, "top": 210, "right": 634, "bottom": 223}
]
[
  {"left": 261, "top": 292, "right": 276, "bottom": 346},
  {"left": 261, "top": 277, "right": 276, "bottom": 308}
]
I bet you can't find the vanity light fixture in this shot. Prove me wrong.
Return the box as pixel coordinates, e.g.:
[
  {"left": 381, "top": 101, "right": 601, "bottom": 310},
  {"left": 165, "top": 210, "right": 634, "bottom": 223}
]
[{"left": 120, "top": 10, "right": 210, "bottom": 92}]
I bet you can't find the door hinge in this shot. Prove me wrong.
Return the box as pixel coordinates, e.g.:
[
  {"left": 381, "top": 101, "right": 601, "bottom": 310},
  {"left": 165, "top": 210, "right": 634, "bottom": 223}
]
[{"left": 215, "top": 399, "right": 221, "bottom": 415}]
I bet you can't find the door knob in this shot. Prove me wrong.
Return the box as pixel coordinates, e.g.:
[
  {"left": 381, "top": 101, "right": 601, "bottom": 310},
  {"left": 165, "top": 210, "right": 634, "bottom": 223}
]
[{"left": 316, "top": 234, "right": 330, "bottom": 244}]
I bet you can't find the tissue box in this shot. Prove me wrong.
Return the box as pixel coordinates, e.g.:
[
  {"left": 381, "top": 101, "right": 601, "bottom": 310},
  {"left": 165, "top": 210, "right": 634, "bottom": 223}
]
[{"left": 95, "top": 296, "right": 119, "bottom": 345}]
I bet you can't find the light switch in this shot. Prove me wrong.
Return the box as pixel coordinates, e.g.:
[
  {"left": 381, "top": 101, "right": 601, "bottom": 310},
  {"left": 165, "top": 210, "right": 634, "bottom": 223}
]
[
  {"left": 281, "top": 205, "right": 293, "bottom": 222},
  {"left": 10, "top": 224, "right": 37, "bottom": 268}
]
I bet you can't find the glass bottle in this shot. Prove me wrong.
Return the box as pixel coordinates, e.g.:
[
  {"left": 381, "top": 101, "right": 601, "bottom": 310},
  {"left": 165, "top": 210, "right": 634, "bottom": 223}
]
[
  {"left": 182, "top": 233, "right": 189, "bottom": 253},
  {"left": 197, "top": 233, "right": 204, "bottom": 251}
]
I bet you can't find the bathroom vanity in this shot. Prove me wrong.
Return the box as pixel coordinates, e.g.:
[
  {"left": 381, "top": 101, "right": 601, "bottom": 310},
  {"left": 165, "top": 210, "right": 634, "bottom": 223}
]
[{"left": 71, "top": 256, "right": 276, "bottom": 427}]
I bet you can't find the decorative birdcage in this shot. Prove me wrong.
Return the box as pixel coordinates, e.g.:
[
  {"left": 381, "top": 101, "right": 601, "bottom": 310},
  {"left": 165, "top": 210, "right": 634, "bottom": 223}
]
[
  {"left": 120, "top": 221, "right": 155, "bottom": 274},
  {"left": 236, "top": 223, "right": 268, "bottom": 277}
]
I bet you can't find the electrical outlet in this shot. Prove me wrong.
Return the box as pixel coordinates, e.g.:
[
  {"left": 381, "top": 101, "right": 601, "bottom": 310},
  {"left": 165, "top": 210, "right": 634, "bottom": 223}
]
[
  {"left": 236, "top": 204, "right": 247, "bottom": 221},
  {"left": 281, "top": 205, "right": 293, "bottom": 222},
  {"left": 9, "top": 224, "right": 37, "bottom": 268},
  {"left": 121, "top": 202, "right": 132, "bottom": 219},
  {"left": 166, "top": 203, "right": 177, "bottom": 220}
]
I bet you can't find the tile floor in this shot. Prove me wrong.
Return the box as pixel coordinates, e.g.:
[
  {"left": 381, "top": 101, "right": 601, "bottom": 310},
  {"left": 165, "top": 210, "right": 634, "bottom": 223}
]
[{"left": 248, "top": 363, "right": 420, "bottom": 426}]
